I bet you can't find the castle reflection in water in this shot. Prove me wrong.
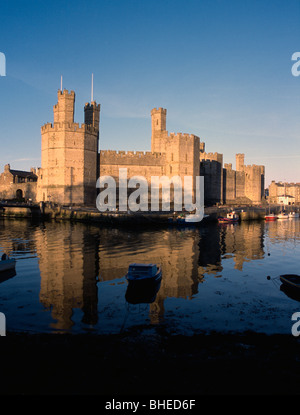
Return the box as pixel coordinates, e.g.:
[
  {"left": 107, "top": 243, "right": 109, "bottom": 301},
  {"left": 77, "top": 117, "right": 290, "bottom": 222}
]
[{"left": 0, "top": 218, "right": 299, "bottom": 331}]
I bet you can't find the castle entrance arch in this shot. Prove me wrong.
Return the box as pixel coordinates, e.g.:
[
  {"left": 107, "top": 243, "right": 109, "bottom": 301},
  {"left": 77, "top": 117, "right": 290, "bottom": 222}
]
[{"left": 16, "top": 189, "right": 23, "bottom": 200}]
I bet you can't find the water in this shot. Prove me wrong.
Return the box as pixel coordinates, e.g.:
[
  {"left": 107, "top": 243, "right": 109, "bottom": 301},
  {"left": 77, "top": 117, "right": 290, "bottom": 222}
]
[{"left": 0, "top": 217, "right": 299, "bottom": 335}]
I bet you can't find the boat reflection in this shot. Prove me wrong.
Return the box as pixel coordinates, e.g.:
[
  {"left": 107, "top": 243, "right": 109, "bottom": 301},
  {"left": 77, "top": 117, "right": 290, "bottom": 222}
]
[
  {"left": 280, "top": 282, "right": 300, "bottom": 303},
  {"left": 125, "top": 278, "right": 162, "bottom": 305},
  {"left": 0, "top": 268, "right": 16, "bottom": 284}
]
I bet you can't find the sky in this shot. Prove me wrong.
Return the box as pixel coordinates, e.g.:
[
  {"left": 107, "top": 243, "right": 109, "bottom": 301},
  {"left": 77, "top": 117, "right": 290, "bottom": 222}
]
[{"left": 0, "top": 0, "right": 299, "bottom": 186}]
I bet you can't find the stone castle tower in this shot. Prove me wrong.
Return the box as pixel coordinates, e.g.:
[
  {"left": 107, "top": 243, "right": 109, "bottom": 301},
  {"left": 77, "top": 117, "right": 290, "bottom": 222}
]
[
  {"left": 37, "top": 89, "right": 100, "bottom": 205},
  {"left": 151, "top": 107, "right": 167, "bottom": 153},
  {"left": 150, "top": 107, "right": 200, "bottom": 198}
]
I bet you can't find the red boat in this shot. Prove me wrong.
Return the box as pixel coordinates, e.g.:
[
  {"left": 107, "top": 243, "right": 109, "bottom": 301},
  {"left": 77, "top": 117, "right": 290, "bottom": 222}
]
[
  {"left": 265, "top": 213, "right": 277, "bottom": 221},
  {"left": 218, "top": 211, "right": 239, "bottom": 224}
]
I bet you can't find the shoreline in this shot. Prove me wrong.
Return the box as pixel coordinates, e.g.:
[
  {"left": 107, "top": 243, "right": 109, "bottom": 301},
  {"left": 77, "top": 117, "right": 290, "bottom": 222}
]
[
  {"left": 2, "top": 327, "right": 300, "bottom": 395},
  {"left": 0, "top": 204, "right": 284, "bottom": 225}
]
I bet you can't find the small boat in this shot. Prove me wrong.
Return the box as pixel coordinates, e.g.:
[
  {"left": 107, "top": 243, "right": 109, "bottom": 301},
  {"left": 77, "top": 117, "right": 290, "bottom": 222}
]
[
  {"left": 277, "top": 212, "right": 289, "bottom": 219},
  {"left": 125, "top": 263, "right": 162, "bottom": 304},
  {"left": 0, "top": 258, "right": 16, "bottom": 272},
  {"left": 265, "top": 213, "right": 277, "bottom": 221},
  {"left": 279, "top": 274, "right": 300, "bottom": 290},
  {"left": 218, "top": 211, "right": 239, "bottom": 224},
  {"left": 126, "top": 263, "right": 162, "bottom": 283},
  {"left": 289, "top": 212, "right": 299, "bottom": 219}
]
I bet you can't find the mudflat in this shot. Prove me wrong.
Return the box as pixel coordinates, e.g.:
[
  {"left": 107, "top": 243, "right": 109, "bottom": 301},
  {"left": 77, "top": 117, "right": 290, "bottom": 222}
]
[{"left": 1, "top": 327, "right": 300, "bottom": 396}]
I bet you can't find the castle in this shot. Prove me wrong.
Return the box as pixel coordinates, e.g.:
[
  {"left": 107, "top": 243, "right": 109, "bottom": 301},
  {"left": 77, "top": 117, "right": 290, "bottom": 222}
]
[{"left": 0, "top": 89, "right": 265, "bottom": 207}]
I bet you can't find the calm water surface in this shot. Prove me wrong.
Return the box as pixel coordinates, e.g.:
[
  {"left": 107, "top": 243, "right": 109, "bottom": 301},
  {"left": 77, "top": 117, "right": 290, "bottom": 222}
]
[{"left": 0, "top": 217, "right": 299, "bottom": 335}]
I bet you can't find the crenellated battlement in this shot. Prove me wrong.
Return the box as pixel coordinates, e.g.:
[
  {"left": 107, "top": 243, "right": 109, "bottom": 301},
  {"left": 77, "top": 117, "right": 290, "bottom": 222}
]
[
  {"left": 59, "top": 89, "right": 75, "bottom": 96},
  {"left": 224, "top": 163, "right": 232, "bottom": 170},
  {"left": 243, "top": 164, "right": 265, "bottom": 175},
  {"left": 168, "top": 132, "right": 198, "bottom": 142},
  {"left": 41, "top": 122, "right": 98, "bottom": 134},
  {"left": 100, "top": 150, "right": 165, "bottom": 166},
  {"left": 151, "top": 107, "right": 167, "bottom": 115},
  {"left": 100, "top": 150, "right": 163, "bottom": 158},
  {"left": 53, "top": 89, "right": 75, "bottom": 108},
  {"left": 200, "top": 151, "right": 223, "bottom": 162},
  {"left": 84, "top": 101, "right": 101, "bottom": 111}
]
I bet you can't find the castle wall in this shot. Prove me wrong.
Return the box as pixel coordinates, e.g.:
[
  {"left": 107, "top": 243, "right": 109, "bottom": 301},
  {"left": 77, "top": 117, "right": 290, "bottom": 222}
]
[
  {"left": 244, "top": 164, "right": 265, "bottom": 203},
  {"left": 223, "top": 163, "right": 236, "bottom": 202},
  {"left": 200, "top": 152, "right": 223, "bottom": 205},
  {"left": 235, "top": 171, "right": 245, "bottom": 199},
  {"left": 99, "top": 150, "right": 166, "bottom": 180}
]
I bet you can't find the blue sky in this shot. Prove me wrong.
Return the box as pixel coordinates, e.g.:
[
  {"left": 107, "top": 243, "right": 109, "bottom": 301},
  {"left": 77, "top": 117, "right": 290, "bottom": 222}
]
[{"left": 0, "top": 0, "right": 299, "bottom": 186}]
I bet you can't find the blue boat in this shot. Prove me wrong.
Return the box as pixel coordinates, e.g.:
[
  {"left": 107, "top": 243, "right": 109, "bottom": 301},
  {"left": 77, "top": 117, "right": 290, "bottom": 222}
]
[
  {"left": 125, "top": 263, "right": 162, "bottom": 304},
  {"left": 280, "top": 274, "right": 300, "bottom": 290},
  {"left": 0, "top": 258, "right": 16, "bottom": 273},
  {"left": 126, "top": 263, "right": 162, "bottom": 283}
]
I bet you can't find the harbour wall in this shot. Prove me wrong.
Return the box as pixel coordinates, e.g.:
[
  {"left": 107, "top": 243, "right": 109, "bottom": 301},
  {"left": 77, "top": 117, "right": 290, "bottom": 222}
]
[{"left": 0, "top": 204, "right": 290, "bottom": 225}]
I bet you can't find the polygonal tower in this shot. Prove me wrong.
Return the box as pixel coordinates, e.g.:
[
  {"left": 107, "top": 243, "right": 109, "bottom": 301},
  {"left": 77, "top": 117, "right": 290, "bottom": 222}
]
[{"left": 37, "top": 89, "right": 100, "bottom": 206}]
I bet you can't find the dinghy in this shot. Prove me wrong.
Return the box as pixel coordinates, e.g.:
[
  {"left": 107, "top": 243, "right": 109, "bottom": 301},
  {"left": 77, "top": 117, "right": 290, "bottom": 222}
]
[
  {"left": 279, "top": 274, "right": 300, "bottom": 290},
  {"left": 126, "top": 263, "right": 162, "bottom": 283},
  {"left": 0, "top": 258, "right": 16, "bottom": 273}
]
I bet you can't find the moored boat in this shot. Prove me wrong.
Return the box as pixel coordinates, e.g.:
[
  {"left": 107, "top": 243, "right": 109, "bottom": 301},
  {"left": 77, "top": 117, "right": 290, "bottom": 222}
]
[
  {"left": 265, "top": 213, "right": 277, "bottom": 221},
  {"left": 126, "top": 263, "right": 162, "bottom": 283},
  {"left": 218, "top": 211, "right": 239, "bottom": 224},
  {"left": 288, "top": 212, "right": 299, "bottom": 219},
  {"left": 277, "top": 212, "right": 289, "bottom": 219},
  {"left": 280, "top": 274, "right": 300, "bottom": 290},
  {"left": 125, "top": 263, "right": 162, "bottom": 304},
  {"left": 0, "top": 258, "right": 16, "bottom": 273}
]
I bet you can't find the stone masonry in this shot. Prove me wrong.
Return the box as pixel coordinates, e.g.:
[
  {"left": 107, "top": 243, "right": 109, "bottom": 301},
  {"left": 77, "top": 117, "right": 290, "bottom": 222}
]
[{"left": 0, "top": 88, "right": 265, "bottom": 207}]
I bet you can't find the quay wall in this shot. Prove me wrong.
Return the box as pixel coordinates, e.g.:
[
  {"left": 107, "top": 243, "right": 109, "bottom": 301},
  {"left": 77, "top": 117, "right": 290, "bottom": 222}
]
[{"left": 0, "top": 205, "right": 283, "bottom": 224}]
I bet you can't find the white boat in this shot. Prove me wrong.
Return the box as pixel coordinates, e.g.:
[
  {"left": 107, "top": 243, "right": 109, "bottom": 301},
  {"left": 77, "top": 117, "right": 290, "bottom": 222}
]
[
  {"left": 289, "top": 212, "right": 299, "bottom": 219},
  {"left": 126, "top": 263, "right": 162, "bottom": 283},
  {"left": 277, "top": 212, "right": 289, "bottom": 219},
  {"left": 0, "top": 258, "right": 16, "bottom": 272}
]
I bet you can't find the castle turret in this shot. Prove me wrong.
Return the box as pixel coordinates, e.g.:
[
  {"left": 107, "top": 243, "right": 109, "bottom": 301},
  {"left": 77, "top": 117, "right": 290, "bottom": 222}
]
[
  {"left": 53, "top": 89, "right": 75, "bottom": 124},
  {"left": 236, "top": 153, "right": 245, "bottom": 172},
  {"left": 151, "top": 108, "right": 167, "bottom": 153},
  {"left": 84, "top": 101, "right": 100, "bottom": 129}
]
